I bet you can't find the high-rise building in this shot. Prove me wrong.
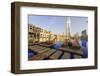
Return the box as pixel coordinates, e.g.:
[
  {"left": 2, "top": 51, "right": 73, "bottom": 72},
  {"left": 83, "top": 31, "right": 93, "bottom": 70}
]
[
  {"left": 81, "top": 30, "right": 88, "bottom": 40},
  {"left": 66, "top": 17, "right": 71, "bottom": 39}
]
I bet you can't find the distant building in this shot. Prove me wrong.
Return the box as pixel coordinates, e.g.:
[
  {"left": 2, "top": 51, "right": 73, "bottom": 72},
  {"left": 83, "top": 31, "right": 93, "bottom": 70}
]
[
  {"left": 49, "top": 32, "right": 56, "bottom": 41},
  {"left": 56, "top": 33, "right": 67, "bottom": 42},
  {"left": 81, "top": 30, "right": 88, "bottom": 40}
]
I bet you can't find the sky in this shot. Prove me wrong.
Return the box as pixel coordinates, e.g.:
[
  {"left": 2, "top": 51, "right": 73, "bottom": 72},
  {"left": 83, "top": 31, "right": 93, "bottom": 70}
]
[{"left": 28, "top": 15, "right": 88, "bottom": 36}]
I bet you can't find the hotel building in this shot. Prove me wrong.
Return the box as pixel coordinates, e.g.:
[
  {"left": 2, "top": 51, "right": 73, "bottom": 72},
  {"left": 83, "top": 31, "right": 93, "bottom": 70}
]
[{"left": 28, "top": 24, "right": 51, "bottom": 44}]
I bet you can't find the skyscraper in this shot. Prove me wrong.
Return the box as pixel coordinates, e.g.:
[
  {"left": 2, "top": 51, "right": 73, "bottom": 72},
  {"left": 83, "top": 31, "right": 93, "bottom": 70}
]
[{"left": 66, "top": 17, "right": 71, "bottom": 39}]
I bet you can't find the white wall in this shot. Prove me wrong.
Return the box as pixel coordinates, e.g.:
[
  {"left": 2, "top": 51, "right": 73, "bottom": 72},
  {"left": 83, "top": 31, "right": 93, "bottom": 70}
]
[{"left": 0, "top": 0, "right": 100, "bottom": 76}]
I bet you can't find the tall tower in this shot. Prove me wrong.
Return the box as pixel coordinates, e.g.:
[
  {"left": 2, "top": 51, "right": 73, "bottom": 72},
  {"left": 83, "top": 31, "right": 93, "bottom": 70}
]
[{"left": 66, "top": 17, "right": 71, "bottom": 39}]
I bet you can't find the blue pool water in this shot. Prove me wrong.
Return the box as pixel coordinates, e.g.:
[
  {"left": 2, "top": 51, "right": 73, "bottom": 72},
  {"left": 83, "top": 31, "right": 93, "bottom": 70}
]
[
  {"left": 81, "top": 40, "right": 88, "bottom": 58},
  {"left": 28, "top": 49, "right": 37, "bottom": 58},
  {"left": 54, "top": 41, "right": 63, "bottom": 50}
]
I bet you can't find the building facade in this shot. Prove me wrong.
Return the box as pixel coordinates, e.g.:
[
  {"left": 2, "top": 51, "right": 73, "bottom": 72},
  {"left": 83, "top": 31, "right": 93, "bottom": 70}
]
[
  {"left": 28, "top": 24, "right": 51, "bottom": 44},
  {"left": 39, "top": 29, "right": 51, "bottom": 42},
  {"left": 29, "top": 24, "right": 69, "bottom": 45}
]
